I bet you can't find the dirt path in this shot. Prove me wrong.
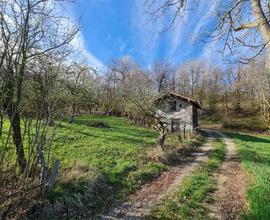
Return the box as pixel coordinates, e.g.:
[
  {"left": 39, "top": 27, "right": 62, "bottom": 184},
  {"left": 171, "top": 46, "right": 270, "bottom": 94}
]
[
  {"left": 100, "top": 131, "right": 216, "bottom": 220},
  {"left": 208, "top": 132, "right": 247, "bottom": 220}
]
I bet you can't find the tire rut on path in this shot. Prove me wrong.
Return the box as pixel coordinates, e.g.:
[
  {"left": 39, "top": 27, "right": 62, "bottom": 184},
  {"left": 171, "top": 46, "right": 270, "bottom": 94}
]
[
  {"left": 208, "top": 132, "right": 246, "bottom": 220},
  {"left": 100, "top": 130, "right": 216, "bottom": 220}
]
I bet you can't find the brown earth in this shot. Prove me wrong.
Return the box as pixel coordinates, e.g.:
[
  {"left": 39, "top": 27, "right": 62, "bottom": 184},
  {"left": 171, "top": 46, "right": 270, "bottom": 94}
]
[
  {"left": 100, "top": 131, "right": 216, "bottom": 220},
  {"left": 207, "top": 132, "right": 247, "bottom": 220},
  {"left": 99, "top": 131, "right": 247, "bottom": 220}
]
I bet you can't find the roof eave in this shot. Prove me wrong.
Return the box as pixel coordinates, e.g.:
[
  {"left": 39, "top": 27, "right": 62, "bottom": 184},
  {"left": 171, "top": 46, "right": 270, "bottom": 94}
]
[{"left": 154, "top": 92, "right": 202, "bottom": 109}]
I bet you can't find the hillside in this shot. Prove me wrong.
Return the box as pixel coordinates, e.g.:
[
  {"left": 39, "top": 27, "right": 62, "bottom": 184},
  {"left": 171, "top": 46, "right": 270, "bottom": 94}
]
[{"left": 1, "top": 0, "right": 270, "bottom": 219}]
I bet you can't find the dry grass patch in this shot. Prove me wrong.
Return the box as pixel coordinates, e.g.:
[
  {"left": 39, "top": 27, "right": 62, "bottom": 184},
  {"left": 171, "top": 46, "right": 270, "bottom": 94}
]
[{"left": 27, "top": 162, "right": 112, "bottom": 219}]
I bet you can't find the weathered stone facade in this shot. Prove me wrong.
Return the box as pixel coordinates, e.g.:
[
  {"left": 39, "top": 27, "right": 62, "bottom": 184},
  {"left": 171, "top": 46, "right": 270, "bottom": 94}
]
[{"left": 155, "top": 93, "right": 200, "bottom": 132}]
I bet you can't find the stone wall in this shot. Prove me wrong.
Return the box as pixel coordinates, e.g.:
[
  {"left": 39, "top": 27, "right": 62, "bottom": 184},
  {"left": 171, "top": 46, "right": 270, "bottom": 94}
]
[{"left": 156, "top": 97, "right": 194, "bottom": 132}]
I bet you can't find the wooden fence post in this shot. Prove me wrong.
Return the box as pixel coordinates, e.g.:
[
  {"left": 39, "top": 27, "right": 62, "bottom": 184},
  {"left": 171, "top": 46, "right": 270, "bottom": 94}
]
[
  {"left": 48, "top": 160, "right": 60, "bottom": 191},
  {"left": 37, "top": 144, "right": 47, "bottom": 196}
]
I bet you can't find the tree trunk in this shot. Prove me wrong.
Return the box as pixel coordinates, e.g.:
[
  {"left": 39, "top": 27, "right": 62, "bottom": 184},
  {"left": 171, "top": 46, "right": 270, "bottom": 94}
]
[
  {"left": 183, "top": 123, "right": 186, "bottom": 139},
  {"left": 88, "top": 106, "right": 92, "bottom": 114},
  {"left": 69, "top": 103, "right": 76, "bottom": 123},
  {"left": 178, "top": 128, "right": 183, "bottom": 143},
  {"left": 0, "top": 113, "right": 3, "bottom": 137},
  {"left": 251, "top": 0, "right": 270, "bottom": 68},
  {"left": 235, "top": 92, "right": 241, "bottom": 113},
  {"left": 4, "top": 70, "right": 26, "bottom": 173},
  {"left": 45, "top": 106, "right": 54, "bottom": 126},
  {"left": 48, "top": 160, "right": 60, "bottom": 192},
  {"left": 37, "top": 144, "right": 47, "bottom": 196},
  {"left": 8, "top": 111, "right": 26, "bottom": 173},
  {"left": 234, "top": 65, "right": 241, "bottom": 113},
  {"left": 157, "top": 133, "right": 166, "bottom": 151}
]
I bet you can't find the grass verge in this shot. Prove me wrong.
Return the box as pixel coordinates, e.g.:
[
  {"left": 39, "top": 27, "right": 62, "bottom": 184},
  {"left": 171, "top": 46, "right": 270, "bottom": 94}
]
[
  {"left": 147, "top": 135, "right": 226, "bottom": 219},
  {"left": 1, "top": 115, "right": 166, "bottom": 217},
  {"left": 226, "top": 132, "right": 270, "bottom": 219},
  {"left": 1, "top": 115, "right": 205, "bottom": 218}
]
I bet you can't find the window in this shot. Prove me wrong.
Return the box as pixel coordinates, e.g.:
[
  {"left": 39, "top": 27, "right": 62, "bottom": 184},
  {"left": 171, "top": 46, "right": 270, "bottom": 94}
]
[{"left": 170, "top": 101, "right": 177, "bottom": 111}]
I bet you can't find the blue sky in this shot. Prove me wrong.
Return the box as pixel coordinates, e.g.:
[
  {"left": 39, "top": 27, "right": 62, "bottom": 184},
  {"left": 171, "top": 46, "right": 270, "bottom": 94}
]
[{"left": 63, "top": 0, "right": 222, "bottom": 70}]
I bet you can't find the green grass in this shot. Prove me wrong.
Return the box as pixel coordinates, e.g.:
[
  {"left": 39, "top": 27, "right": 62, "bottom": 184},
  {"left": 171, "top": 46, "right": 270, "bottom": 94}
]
[
  {"left": 165, "top": 133, "right": 193, "bottom": 146},
  {"left": 1, "top": 115, "right": 202, "bottom": 216},
  {"left": 1, "top": 115, "right": 169, "bottom": 196},
  {"left": 49, "top": 115, "right": 170, "bottom": 195},
  {"left": 148, "top": 137, "right": 226, "bottom": 219},
  {"left": 226, "top": 132, "right": 270, "bottom": 219}
]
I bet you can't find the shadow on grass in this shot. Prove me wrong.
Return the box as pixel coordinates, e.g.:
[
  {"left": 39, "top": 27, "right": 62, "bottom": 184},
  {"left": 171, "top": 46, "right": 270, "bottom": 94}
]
[
  {"left": 73, "top": 118, "right": 157, "bottom": 138},
  {"left": 226, "top": 132, "right": 270, "bottom": 166},
  {"left": 72, "top": 119, "right": 111, "bottom": 128},
  {"left": 225, "top": 132, "right": 270, "bottom": 220},
  {"left": 226, "top": 132, "right": 270, "bottom": 144}
]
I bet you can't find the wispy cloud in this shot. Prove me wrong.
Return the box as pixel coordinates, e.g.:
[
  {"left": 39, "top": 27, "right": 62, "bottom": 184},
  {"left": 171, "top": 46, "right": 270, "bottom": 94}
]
[
  {"left": 131, "top": 0, "right": 165, "bottom": 64},
  {"left": 191, "top": 0, "right": 221, "bottom": 42},
  {"left": 60, "top": 0, "right": 224, "bottom": 69},
  {"left": 167, "top": 18, "right": 188, "bottom": 58},
  {"left": 119, "top": 42, "right": 127, "bottom": 53},
  {"left": 161, "top": 0, "right": 220, "bottom": 62},
  {"left": 166, "top": 1, "right": 193, "bottom": 59},
  {"left": 71, "top": 33, "right": 105, "bottom": 70},
  {"left": 55, "top": 1, "right": 105, "bottom": 71},
  {"left": 200, "top": 40, "right": 218, "bottom": 60},
  {"left": 199, "top": 38, "right": 225, "bottom": 66}
]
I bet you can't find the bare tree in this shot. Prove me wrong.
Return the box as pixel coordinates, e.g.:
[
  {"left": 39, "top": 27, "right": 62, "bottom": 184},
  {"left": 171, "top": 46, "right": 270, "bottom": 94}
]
[
  {"left": 243, "top": 58, "right": 270, "bottom": 128},
  {"left": 146, "top": 0, "right": 270, "bottom": 127},
  {"left": 146, "top": 0, "right": 270, "bottom": 64},
  {"left": 65, "top": 63, "right": 92, "bottom": 123},
  {"left": 0, "top": 0, "right": 78, "bottom": 173},
  {"left": 107, "top": 57, "right": 174, "bottom": 150},
  {"left": 152, "top": 60, "right": 174, "bottom": 93},
  {"left": 177, "top": 60, "right": 203, "bottom": 99}
]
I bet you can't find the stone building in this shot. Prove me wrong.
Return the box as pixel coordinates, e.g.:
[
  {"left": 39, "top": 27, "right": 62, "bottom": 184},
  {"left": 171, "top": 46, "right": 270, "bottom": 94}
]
[{"left": 154, "top": 92, "right": 201, "bottom": 132}]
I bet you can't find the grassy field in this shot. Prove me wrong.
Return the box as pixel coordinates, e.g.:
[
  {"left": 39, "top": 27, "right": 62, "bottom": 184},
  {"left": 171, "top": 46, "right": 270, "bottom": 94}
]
[
  {"left": 148, "top": 135, "right": 226, "bottom": 219},
  {"left": 44, "top": 115, "right": 173, "bottom": 198},
  {"left": 3, "top": 114, "right": 270, "bottom": 219},
  {"left": 1, "top": 116, "right": 170, "bottom": 200},
  {"left": 1, "top": 115, "right": 173, "bottom": 216},
  {"left": 227, "top": 132, "right": 270, "bottom": 219},
  {"left": 2, "top": 115, "right": 203, "bottom": 217}
]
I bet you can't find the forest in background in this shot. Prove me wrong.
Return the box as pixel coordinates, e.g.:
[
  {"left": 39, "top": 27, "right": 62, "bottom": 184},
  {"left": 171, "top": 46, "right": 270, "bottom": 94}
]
[{"left": 1, "top": 0, "right": 270, "bottom": 219}]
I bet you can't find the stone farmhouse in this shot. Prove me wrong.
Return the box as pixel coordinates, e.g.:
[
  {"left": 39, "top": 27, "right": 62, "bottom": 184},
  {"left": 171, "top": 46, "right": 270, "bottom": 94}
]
[{"left": 154, "top": 92, "right": 201, "bottom": 133}]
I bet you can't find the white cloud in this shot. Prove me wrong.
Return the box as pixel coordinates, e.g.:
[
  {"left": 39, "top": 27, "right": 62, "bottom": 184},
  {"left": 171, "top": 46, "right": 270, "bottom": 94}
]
[
  {"left": 162, "top": 0, "right": 223, "bottom": 64},
  {"left": 191, "top": 0, "right": 221, "bottom": 42},
  {"left": 84, "top": 49, "right": 105, "bottom": 71},
  {"left": 59, "top": 0, "right": 223, "bottom": 69},
  {"left": 167, "top": 15, "right": 188, "bottom": 58},
  {"left": 200, "top": 40, "right": 217, "bottom": 60},
  {"left": 165, "top": 0, "right": 216, "bottom": 60},
  {"left": 55, "top": 1, "right": 105, "bottom": 71},
  {"left": 119, "top": 43, "right": 126, "bottom": 53},
  {"left": 71, "top": 33, "right": 105, "bottom": 71},
  {"left": 199, "top": 38, "right": 224, "bottom": 65},
  {"left": 131, "top": 0, "right": 165, "bottom": 64}
]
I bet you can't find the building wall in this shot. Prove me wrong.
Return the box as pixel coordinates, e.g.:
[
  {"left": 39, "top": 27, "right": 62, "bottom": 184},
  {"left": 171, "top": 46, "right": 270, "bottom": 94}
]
[{"left": 156, "top": 97, "right": 194, "bottom": 131}]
